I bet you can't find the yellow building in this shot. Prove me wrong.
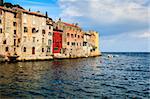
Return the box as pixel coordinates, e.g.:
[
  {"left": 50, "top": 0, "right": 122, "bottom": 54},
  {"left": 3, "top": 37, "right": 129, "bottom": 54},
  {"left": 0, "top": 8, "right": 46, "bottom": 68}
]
[{"left": 88, "top": 30, "right": 101, "bottom": 56}]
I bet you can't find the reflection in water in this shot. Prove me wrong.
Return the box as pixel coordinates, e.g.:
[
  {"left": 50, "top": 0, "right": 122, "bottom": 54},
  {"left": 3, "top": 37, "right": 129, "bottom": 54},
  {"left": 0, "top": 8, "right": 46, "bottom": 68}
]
[{"left": 0, "top": 53, "right": 150, "bottom": 99}]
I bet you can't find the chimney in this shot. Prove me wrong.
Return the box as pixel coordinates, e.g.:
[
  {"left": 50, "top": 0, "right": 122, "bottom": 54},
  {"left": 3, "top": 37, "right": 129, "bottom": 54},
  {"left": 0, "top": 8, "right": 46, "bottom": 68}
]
[
  {"left": 59, "top": 18, "right": 61, "bottom": 21},
  {"left": 0, "top": 0, "right": 4, "bottom": 6},
  {"left": 45, "top": 11, "right": 48, "bottom": 18}
]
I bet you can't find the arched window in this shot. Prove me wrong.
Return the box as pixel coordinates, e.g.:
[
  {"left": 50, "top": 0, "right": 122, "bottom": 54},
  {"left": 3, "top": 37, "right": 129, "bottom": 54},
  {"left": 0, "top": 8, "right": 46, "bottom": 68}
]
[
  {"left": 32, "top": 28, "right": 36, "bottom": 33},
  {"left": 23, "top": 47, "right": 26, "bottom": 52},
  {"left": 32, "top": 47, "right": 35, "bottom": 54},
  {"left": 42, "top": 48, "right": 44, "bottom": 52}
]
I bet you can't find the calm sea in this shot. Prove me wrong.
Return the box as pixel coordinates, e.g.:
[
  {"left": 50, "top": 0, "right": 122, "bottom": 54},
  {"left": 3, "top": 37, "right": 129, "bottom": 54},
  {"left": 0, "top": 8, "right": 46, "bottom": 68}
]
[{"left": 0, "top": 52, "right": 150, "bottom": 99}]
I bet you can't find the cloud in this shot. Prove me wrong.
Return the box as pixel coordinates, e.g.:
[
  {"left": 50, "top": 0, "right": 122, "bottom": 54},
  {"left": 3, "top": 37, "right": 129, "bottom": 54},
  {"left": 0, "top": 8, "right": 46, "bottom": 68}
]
[
  {"left": 59, "top": 0, "right": 149, "bottom": 24},
  {"left": 133, "top": 32, "right": 150, "bottom": 38},
  {"left": 100, "top": 30, "right": 150, "bottom": 52}
]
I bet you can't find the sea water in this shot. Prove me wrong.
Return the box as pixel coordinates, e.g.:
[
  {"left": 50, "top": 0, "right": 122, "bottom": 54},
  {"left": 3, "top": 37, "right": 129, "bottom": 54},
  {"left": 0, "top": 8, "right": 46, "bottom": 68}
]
[{"left": 0, "top": 52, "right": 150, "bottom": 99}]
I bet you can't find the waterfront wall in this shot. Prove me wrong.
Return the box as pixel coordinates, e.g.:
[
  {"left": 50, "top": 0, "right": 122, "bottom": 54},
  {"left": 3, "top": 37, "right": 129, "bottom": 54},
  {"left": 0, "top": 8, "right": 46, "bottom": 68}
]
[{"left": 0, "top": 4, "right": 101, "bottom": 61}]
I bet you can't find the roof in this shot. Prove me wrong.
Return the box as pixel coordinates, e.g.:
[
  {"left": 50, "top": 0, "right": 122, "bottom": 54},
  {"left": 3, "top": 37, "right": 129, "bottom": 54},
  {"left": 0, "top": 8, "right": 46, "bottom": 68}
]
[
  {"left": 0, "top": 6, "right": 15, "bottom": 13},
  {"left": 0, "top": 6, "right": 46, "bottom": 17},
  {"left": 62, "top": 22, "right": 80, "bottom": 28}
]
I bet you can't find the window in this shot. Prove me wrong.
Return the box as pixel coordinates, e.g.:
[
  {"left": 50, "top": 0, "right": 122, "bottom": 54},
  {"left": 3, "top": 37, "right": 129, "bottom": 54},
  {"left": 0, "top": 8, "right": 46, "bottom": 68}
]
[
  {"left": 49, "top": 26, "right": 51, "bottom": 30},
  {"left": 23, "top": 47, "right": 26, "bottom": 52},
  {"left": 42, "top": 38, "right": 44, "bottom": 43},
  {"left": 71, "top": 34, "right": 73, "bottom": 38},
  {"left": 14, "top": 39, "right": 16, "bottom": 46},
  {"left": 42, "top": 29, "right": 45, "bottom": 34},
  {"left": 71, "top": 42, "right": 75, "bottom": 46},
  {"left": 24, "top": 27, "right": 28, "bottom": 32},
  {"left": 32, "top": 28, "right": 36, "bottom": 33},
  {"left": 42, "top": 48, "right": 44, "bottom": 52},
  {"left": 3, "top": 40, "right": 6, "bottom": 44},
  {"left": 75, "top": 34, "right": 77, "bottom": 37},
  {"left": 67, "top": 42, "right": 70, "bottom": 45},
  {"left": 14, "top": 13, "right": 17, "bottom": 18},
  {"left": 33, "top": 37, "right": 36, "bottom": 42},
  {"left": 0, "top": 19, "right": 1, "bottom": 24},
  {"left": 47, "top": 47, "right": 51, "bottom": 52},
  {"left": 14, "top": 30, "right": 16, "bottom": 35},
  {"left": 32, "top": 47, "right": 35, "bottom": 54},
  {"left": 13, "top": 22, "right": 17, "bottom": 26},
  {"left": 67, "top": 33, "right": 70, "bottom": 37},
  {"left": 54, "top": 47, "right": 58, "bottom": 50},
  {"left": 48, "top": 32, "right": 52, "bottom": 36},
  {"left": 0, "top": 28, "right": 2, "bottom": 33},
  {"left": 18, "top": 39, "right": 20, "bottom": 43},
  {"left": 5, "top": 47, "right": 9, "bottom": 52},
  {"left": 78, "top": 35, "right": 80, "bottom": 38},
  {"left": 48, "top": 39, "right": 51, "bottom": 45},
  {"left": 83, "top": 42, "right": 87, "bottom": 46}
]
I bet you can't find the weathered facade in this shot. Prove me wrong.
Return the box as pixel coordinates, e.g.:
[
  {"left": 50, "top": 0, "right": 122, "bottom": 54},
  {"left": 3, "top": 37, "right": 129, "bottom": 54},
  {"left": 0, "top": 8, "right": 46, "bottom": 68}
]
[
  {"left": 56, "top": 19, "right": 85, "bottom": 58},
  {"left": 88, "top": 30, "right": 101, "bottom": 56},
  {"left": 0, "top": 3, "right": 101, "bottom": 61},
  {"left": 0, "top": 6, "right": 53, "bottom": 61}
]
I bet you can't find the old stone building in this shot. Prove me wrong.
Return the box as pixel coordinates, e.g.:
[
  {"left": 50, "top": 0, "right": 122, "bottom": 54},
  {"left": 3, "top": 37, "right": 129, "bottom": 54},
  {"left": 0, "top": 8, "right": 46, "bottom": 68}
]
[
  {"left": 0, "top": 3, "right": 101, "bottom": 61},
  {"left": 0, "top": 6, "right": 53, "bottom": 61},
  {"left": 88, "top": 30, "right": 101, "bottom": 56},
  {"left": 56, "top": 19, "right": 85, "bottom": 58},
  {"left": 83, "top": 32, "right": 91, "bottom": 57}
]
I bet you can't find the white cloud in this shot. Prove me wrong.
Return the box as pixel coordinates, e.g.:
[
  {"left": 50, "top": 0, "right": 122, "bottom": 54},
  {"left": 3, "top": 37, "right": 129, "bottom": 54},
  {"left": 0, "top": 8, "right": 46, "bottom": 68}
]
[
  {"left": 100, "top": 30, "right": 150, "bottom": 52},
  {"left": 58, "top": 0, "right": 149, "bottom": 24},
  {"left": 134, "top": 32, "right": 150, "bottom": 38}
]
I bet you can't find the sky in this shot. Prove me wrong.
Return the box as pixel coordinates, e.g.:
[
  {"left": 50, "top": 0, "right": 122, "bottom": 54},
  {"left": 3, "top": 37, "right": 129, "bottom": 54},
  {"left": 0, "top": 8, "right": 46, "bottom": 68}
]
[{"left": 5, "top": 0, "right": 150, "bottom": 52}]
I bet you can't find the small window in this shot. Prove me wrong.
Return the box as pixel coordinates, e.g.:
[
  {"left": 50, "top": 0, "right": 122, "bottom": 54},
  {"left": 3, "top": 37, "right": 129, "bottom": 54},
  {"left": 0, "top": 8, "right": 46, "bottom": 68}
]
[
  {"left": 67, "top": 33, "right": 70, "bottom": 37},
  {"left": 47, "top": 47, "right": 51, "bottom": 52},
  {"left": 14, "top": 30, "right": 16, "bottom": 34},
  {"left": 23, "top": 47, "right": 26, "bottom": 52},
  {"left": 0, "top": 19, "right": 2, "bottom": 24},
  {"left": 42, "top": 48, "right": 44, "bottom": 52},
  {"left": 54, "top": 47, "right": 58, "bottom": 50},
  {"left": 14, "top": 39, "right": 16, "bottom": 46},
  {"left": 3, "top": 40, "right": 6, "bottom": 44},
  {"left": 71, "top": 42, "right": 74, "bottom": 46},
  {"left": 48, "top": 39, "right": 51, "bottom": 45},
  {"left": 75, "top": 34, "right": 77, "bottom": 37},
  {"left": 67, "top": 42, "right": 70, "bottom": 45},
  {"left": 71, "top": 34, "right": 73, "bottom": 38},
  {"left": 13, "top": 22, "right": 17, "bottom": 26},
  {"left": 5, "top": 47, "right": 9, "bottom": 52},
  {"left": 32, "top": 28, "right": 36, "bottom": 33},
  {"left": 42, "top": 30, "right": 45, "bottom": 34},
  {"left": 78, "top": 35, "right": 80, "bottom": 38},
  {"left": 24, "top": 27, "right": 28, "bottom": 32},
  {"left": 49, "top": 26, "right": 51, "bottom": 29},
  {"left": 48, "top": 32, "right": 52, "bottom": 36},
  {"left": 14, "top": 13, "right": 17, "bottom": 18},
  {"left": 32, "top": 47, "right": 35, "bottom": 55},
  {"left": 0, "top": 28, "right": 2, "bottom": 33}
]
